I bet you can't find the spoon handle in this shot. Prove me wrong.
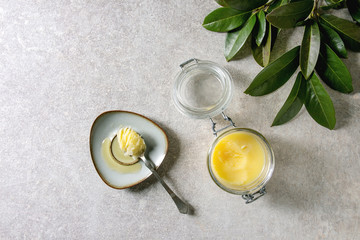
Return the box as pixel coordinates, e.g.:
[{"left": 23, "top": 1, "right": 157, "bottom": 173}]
[{"left": 140, "top": 156, "right": 189, "bottom": 214}]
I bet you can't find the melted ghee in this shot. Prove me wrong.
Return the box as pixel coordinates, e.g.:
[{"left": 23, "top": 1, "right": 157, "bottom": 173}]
[
  {"left": 211, "top": 131, "right": 265, "bottom": 189},
  {"left": 101, "top": 138, "right": 141, "bottom": 173}
]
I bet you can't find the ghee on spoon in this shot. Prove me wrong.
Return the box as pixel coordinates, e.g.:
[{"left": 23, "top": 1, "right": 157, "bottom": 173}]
[
  {"left": 117, "top": 127, "right": 190, "bottom": 214},
  {"left": 117, "top": 127, "right": 146, "bottom": 160}
]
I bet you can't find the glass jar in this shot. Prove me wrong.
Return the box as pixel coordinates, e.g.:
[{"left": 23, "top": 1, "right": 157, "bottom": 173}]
[
  {"left": 207, "top": 128, "right": 275, "bottom": 203},
  {"left": 173, "top": 59, "right": 275, "bottom": 203}
]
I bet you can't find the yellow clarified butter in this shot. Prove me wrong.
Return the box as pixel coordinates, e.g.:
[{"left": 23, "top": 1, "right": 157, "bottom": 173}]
[
  {"left": 211, "top": 132, "right": 265, "bottom": 189},
  {"left": 117, "top": 127, "right": 146, "bottom": 159}
]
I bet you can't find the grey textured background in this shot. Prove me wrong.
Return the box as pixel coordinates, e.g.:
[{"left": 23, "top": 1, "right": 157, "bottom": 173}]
[{"left": 1, "top": 0, "right": 359, "bottom": 239}]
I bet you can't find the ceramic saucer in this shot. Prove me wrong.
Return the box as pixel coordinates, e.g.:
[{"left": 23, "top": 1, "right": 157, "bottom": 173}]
[{"left": 89, "top": 111, "right": 168, "bottom": 189}]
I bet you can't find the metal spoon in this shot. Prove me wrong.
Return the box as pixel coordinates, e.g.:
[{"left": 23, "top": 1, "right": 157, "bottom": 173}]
[
  {"left": 139, "top": 154, "right": 190, "bottom": 214},
  {"left": 117, "top": 128, "right": 190, "bottom": 214}
]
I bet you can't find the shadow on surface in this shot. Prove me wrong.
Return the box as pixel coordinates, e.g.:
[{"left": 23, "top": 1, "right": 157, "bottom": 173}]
[
  {"left": 343, "top": 51, "right": 360, "bottom": 93},
  {"left": 186, "top": 205, "right": 196, "bottom": 216},
  {"left": 265, "top": 136, "right": 326, "bottom": 210},
  {"left": 225, "top": 64, "right": 248, "bottom": 95},
  {"left": 270, "top": 28, "right": 298, "bottom": 61},
  {"left": 331, "top": 92, "right": 351, "bottom": 130},
  {"left": 128, "top": 124, "right": 181, "bottom": 192}
]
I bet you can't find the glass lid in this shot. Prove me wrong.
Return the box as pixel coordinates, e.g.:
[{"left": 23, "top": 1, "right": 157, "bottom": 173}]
[{"left": 172, "top": 59, "right": 233, "bottom": 119}]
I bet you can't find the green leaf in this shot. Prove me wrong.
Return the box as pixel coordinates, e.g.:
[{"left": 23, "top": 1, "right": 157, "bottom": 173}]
[
  {"left": 266, "top": 0, "right": 314, "bottom": 29},
  {"left": 316, "top": 43, "right": 353, "bottom": 93},
  {"left": 267, "top": 0, "right": 282, "bottom": 12},
  {"left": 251, "top": 23, "right": 272, "bottom": 67},
  {"left": 320, "top": 14, "right": 360, "bottom": 51},
  {"left": 305, "top": 73, "right": 336, "bottom": 129},
  {"left": 319, "top": 23, "right": 347, "bottom": 58},
  {"left": 272, "top": 72, "right": 306, "bottom": 126},
  {"left": 255, "top": 10, "right": 266, "bottom": 46},
  {"left": 267, "top": 0, "right": 290, "bottom": 13},
  {"left": 321, "top": 0, "right": 345, "bottom": 10},
  {"left": 347, "top": 0, "right": 360, "bottom": 24},
  {"left": 225, "top": 14, "right": 256, "bottom": 61},
  {"left": 224, "top": 0, "right": 268, "bottom": 11},
  {"left": 295, "top": 20, "right": 307, "bottom": 26},
  {"left": 215, "top": 0, "right": 228, "bottom": 7},
  {"left": 300, "top": 21, "right": 320, "bottom": 79},
  {"left": 203, "top": 8, "right": 251, "bottom": 32},
  {"left": 325, "top": 0, "right": 343, "bottom": 3},
  {"left": 244, "top": 46, "right": 300, "bottom": 96}
]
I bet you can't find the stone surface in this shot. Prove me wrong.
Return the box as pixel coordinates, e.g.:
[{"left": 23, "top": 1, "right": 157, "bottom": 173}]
[{"left": 0, "top": 1, "right": 359, "bottom": 239}]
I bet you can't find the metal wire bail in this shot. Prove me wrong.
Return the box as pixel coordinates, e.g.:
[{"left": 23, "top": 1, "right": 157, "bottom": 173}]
[
  {"left": 179, "top": 58, "right": 198, "bottom": 68},
  {"left": 241, "top": 186, "right": 267, "bottom": 204},
  {"left": 210, "top": 112, "right": 236, "bottom": 136}
]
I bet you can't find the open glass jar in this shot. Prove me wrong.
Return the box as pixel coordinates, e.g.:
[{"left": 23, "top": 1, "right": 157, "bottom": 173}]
[
  {"left": 173, "top": 59, "right": 275, "bottom": 203},
  {"left": 207, "top": 128, "right": 274, "bottom": 203}
]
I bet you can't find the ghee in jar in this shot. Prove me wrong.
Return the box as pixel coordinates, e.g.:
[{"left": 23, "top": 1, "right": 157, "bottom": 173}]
[{"left": 210, "top": 131, "right": 265, "bottom": 190}]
